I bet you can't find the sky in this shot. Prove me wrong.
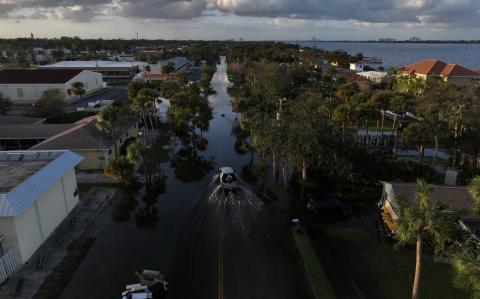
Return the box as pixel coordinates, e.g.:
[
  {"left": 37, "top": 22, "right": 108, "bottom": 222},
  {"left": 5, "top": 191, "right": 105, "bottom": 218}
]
[{"left": 1, "top": 0, "right": 480, "bottom": 40}]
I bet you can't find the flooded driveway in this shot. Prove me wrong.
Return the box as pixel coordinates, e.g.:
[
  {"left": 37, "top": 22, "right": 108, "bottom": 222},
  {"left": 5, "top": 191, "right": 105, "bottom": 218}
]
[{"left": 59, "top": 57, "right": 310, "bottom": 299}]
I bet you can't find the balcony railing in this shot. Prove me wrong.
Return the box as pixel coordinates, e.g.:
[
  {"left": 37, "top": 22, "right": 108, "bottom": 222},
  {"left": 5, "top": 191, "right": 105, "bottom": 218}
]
[{"left": 0, "top": 248, "right": 17, "bottom": 284}]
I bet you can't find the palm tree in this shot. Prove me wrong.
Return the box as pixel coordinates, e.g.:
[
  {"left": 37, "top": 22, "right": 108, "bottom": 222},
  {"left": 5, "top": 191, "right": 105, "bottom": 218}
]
[
  {"left": 127, "top": 139, "right": 150, "bottom": 187},
  {"left": 452, "top": 254, "right": 480, "bottom": 299},
  {"left": 469, "top": 176, "right": 480, "bottom": 216},
  {"left": 71, "top": 81, "right": 86, "bottom": 98},
  {"left": 395, "top": 179, "right": 458, "bottom": 299},
  {"left": 97, "top": 106, "right": 121, "bottom": 158},
  {"left": 371, "top": 91, "right": 391, "bottom": 147},
  {"left": 450, "top": 177, "right": 480, "bottom": 298}
]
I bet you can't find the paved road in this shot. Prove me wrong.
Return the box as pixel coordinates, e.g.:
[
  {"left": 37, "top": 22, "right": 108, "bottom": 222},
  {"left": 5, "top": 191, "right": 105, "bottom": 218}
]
[
  {"left": 67, "top": 87, "right": 128, "bottom": 111},
  {"left": 59, "top": 57, "right": 311, "bottom": 299},
  {"left": 170, "top": 185, "right": 311, "bottom": 299}
]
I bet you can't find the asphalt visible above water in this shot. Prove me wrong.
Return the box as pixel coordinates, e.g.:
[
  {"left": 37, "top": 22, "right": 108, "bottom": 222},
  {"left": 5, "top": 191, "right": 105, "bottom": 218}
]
[{"left": 59, "top": 57, "right": 310, "bottom": 299}]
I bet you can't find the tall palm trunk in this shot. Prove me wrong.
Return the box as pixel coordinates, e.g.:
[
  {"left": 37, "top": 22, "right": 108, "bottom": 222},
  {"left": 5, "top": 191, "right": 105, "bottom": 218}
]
[
  {"left": 140, "top": 109, "right": 149, "bottom": 146},
  {"left": 301, "top": 159, "right": 307, "bottom": 180},
  {"left": 282, "top": 166, "right": 288, "bottom": 187},
  {"left": 392, "top": 115, "right": 398, "bottom": 158},
  {"left": 191, "top": 126, "right": 197, "bottom": 153},
  {"left": 365, "top": 118, "right": 369, "bottom": 149},
  {"left": 111, "top": 128, "right": 118, "bottom": 158},
  {"left": 272, "top": 152, "right": 277, "bottom": 182},
  {"left": 412, "top": 233, "right": 423, "bottom": 299},
  {"left": 433, "top": 135, "right": 439, "bottom": 166},
  {"left": 380, "top": 110, "right": 385, "bottom": 147}
]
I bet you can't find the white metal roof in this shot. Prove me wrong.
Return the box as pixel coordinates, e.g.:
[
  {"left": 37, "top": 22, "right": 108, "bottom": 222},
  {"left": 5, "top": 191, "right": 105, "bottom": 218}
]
[
  {"left": 41, "top": 61, "right": 145, "bottom": 69},
  {"left": 0, "top": 150, "right": 84, "bottom": 217}
]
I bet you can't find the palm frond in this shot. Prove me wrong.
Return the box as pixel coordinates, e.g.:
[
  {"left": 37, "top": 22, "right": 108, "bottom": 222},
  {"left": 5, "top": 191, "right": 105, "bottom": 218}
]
[{"left": 469, "top": 176, "right": 480, "bottom": 215}]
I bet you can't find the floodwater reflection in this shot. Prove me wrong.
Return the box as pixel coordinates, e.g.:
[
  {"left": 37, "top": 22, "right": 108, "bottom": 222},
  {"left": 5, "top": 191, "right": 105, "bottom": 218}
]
[{"left": 170, "top": 146, "right": 214, "bottom": 182}]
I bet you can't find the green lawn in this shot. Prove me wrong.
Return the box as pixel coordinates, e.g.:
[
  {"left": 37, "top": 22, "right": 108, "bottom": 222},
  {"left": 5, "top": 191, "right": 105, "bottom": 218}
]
[
  {"left": 293, "top": 228, "right": 337, "bottom": 299},
  {"left": 324, "top": 226, "right": 469, "bottom": 299}
]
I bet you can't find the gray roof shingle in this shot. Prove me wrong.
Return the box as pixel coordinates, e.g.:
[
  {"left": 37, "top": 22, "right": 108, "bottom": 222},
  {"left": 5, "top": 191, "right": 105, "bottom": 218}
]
[{"left": 31, "top": 116, "right": 138, "bottom": 151}]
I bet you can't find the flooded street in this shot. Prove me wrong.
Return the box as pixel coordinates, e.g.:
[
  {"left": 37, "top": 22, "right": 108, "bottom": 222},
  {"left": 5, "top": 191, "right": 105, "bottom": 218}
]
[{"left": 60, "top": 57, "right": 310, "bottom": 299}]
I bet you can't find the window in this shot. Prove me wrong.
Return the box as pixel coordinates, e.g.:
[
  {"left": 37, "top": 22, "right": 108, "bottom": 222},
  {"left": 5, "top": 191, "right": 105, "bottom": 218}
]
[
  {"left": 17, "top": 88, "right": 24, "bottom": 98},
  {"left": 95, "top": 78, "right": 99, "bottom": 86}
]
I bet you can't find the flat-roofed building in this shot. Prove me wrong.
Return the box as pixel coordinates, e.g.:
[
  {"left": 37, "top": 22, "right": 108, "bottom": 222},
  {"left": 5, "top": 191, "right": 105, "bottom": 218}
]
[
  {"left": 0, "top": 150, "right": 83, "bottom": 266},
  {"left": 42, "top": 61, "right": 146, "bottom": 85},
  {"left": 0, "top": 69, "right": 103, "bottom": 104}
]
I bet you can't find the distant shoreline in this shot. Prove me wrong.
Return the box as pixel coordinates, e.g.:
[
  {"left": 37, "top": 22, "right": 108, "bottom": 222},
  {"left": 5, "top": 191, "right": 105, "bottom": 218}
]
[{"left": 287, "top": 40, "right": 480, "bottom": 45}]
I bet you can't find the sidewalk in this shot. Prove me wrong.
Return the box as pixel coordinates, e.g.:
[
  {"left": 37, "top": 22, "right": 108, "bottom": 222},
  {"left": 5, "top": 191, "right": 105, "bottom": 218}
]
[
  {"left": 76, "top": 171, "right": 120, "bottom": 184},
  {"left": 0, "top": 187, "right": 117, "bottom": 299},
  {"left": 292, "top": 227, "right": 337, "bottom": 299}
]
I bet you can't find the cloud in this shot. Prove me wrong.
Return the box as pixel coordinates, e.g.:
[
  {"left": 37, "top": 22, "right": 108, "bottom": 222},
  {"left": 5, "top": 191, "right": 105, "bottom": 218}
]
[
  {"left": 0, "top": 0, "right": 479, "bottom": 29},
  {"left": 116, "top": 0, "right": 207, "bottom": 19},
  {"left": 213, "top": 0, "right": 480, "bottom": 26}
]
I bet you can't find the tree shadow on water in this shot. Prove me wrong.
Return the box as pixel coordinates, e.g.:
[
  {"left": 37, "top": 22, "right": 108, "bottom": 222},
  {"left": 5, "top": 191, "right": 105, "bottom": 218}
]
[
  {"left": 170, "top": 146, "right": 214, "bottom": 182},
  {"left": 134, "top": 174, "right": 167, "bottom": 228},
  {"left": 111, "top": 186, "right": 139, "bottom": 223}
]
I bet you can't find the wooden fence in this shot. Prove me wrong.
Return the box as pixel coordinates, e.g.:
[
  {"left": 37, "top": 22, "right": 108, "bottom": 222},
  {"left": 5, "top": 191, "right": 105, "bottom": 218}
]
[{"left": 0, "top": 248, "right": 17, "bottom": 284}]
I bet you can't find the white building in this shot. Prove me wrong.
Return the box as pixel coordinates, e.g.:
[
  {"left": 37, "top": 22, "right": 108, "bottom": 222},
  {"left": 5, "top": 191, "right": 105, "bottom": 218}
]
[
  {"left": 0, "top": 150, "right": 83, "bottom": 266},
  {"left": 349, "top": 58, "right": 383, "bottom": 72},
  {"left": 41, "top": 61, "right": 147, "bottom": 84},
  {"left": 0, "top": 69, "right": 104, "bottom": 104},
  {"left": 357, "top": 71, "right": 388, "bottom": 83}
]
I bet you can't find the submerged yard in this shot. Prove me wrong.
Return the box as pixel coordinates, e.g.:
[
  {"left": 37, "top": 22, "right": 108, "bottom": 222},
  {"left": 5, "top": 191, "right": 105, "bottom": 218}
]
[{"left": 316, "top": 222, "right": 469, "bottom": 299}]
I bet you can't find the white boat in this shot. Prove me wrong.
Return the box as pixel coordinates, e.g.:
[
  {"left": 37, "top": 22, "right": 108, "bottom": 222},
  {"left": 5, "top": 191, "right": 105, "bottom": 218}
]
[{"left": 121, "top": 270, "right": 167, "bottom": 299}]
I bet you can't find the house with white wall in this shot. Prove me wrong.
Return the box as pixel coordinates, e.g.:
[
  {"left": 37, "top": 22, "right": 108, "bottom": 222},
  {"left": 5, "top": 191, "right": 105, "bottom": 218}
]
[
  {"left": 0, "top": 150, "right": 83, "bottom": 270},
  {"left": 0, "top": 69, "right": 103, "bottom": 104}
]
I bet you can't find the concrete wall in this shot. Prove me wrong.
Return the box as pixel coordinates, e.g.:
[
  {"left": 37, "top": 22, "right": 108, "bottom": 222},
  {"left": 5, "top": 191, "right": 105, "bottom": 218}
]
[
  {"left": 0, "top": 169, "right": 79, "bottom": 264},
  {"left": 0, "top": 70, "right": 103, "bottom": 104},
  {"left": 65, "top": 70, "right": 103, "bottom": 100},
  {"left": 76, "top": 149, "right": 110, "bottom": 171},
  {"left": 75, "top": 122, "right": 138, "bottom": 171},
  {"left": 0, "top": 216, "right": 19, "bottom": 258},
  {"left": 12, "top": 203, "right": 43, "bottom": 264},
  {"left": 0, "top": 83, "right": 67, "bottom": 104}
]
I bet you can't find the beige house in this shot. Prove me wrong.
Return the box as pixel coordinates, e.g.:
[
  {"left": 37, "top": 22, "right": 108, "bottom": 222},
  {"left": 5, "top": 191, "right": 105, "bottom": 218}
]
[
  {"left": 31, "top": 116, "right": 140, "bottom": 171},
  {"left": 0, "top": 69, "right": 104, "bottom": 104},
  {"left": 400, "top": 59, "right": 480, "bottom": 86},
  {"left": 0, "top": 150, "right": 83, "bottom": 266},
  {"left": 379, "top": 181, "right": 478, "bottom": 233}
]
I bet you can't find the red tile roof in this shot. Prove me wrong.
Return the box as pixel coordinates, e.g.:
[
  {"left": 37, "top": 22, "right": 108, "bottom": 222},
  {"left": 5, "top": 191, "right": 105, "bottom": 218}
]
[
  {"left": 0, "top": 69, "right": 84, "bottom": 84},
  {"left": 401, "top": 59, "right": 480, "bottom": 77},
  {"left": 145, "top": 72, "right": 178, "bottom": 81},
  {"left": 346, "top": 72, "right": 370, "bottom": 83}
]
